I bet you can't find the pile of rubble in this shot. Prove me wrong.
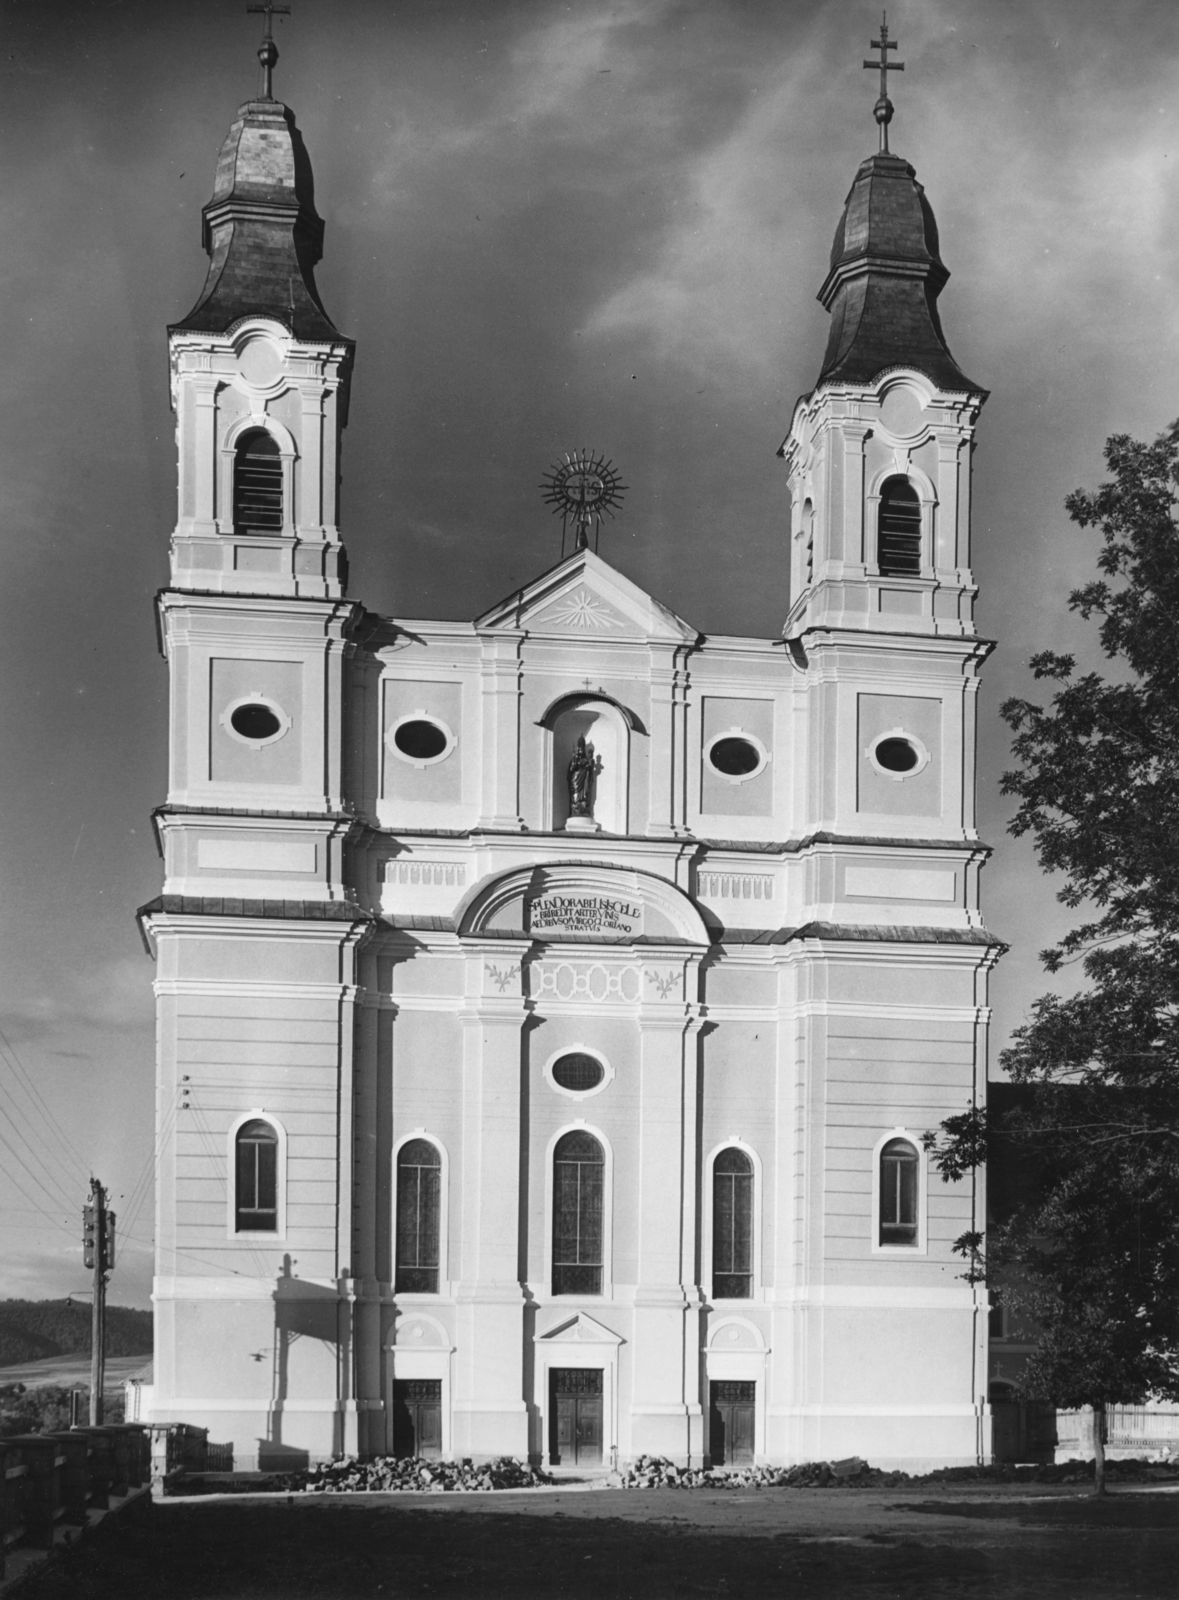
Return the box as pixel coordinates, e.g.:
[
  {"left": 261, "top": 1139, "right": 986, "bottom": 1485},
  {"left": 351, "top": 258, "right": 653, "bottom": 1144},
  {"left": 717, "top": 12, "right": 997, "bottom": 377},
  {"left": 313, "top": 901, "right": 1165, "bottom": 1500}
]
[
  {"left": 297, "top": 1455, "right": 546, "bottom": 1493},
  {"left": 275, "top": 1452, "right": 1178, "bottom": 1497},
  {"left": 616, "top": 1454, "right": 1179, "bottom": 1491},
  {"left": 617, "top": 1455, "right": 899, "bottom": 1489}
]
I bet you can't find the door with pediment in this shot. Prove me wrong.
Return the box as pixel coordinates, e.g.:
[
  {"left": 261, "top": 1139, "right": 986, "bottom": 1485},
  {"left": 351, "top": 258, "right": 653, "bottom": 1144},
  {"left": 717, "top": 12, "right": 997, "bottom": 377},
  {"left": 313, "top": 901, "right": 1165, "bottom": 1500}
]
[
  {"left": 549, "top": 1368, "right": 603, "bottom": 1466},
  {"left": 709, "top": 1380, "right": 755, "bottom": 1466}
]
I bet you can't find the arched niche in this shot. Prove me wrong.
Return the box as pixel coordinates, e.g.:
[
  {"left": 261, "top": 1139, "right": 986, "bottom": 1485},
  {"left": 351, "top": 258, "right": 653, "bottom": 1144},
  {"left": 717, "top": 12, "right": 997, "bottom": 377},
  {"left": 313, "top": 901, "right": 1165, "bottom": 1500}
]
[{"left": 545, "top": 696, "right": 630, "bottom": 834}]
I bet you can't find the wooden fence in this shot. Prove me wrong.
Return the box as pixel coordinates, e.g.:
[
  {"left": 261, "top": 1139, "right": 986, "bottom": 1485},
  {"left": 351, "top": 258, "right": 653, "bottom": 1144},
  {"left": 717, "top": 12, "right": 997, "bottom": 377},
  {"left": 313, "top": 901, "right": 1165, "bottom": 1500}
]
[{"left": 1055, "top": 1406, "right": 1179, "bottom": 1460}]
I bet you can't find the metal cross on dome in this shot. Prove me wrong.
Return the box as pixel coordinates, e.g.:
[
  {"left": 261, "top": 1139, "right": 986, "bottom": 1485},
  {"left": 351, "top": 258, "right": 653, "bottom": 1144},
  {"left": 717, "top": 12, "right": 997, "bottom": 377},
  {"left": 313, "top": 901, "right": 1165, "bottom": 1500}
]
[
  {"left": 248, "top": 1, "right": 290, "bottom": 100},
  {"left": 864, "top": 13, "right": 904, "bottom": 154}
]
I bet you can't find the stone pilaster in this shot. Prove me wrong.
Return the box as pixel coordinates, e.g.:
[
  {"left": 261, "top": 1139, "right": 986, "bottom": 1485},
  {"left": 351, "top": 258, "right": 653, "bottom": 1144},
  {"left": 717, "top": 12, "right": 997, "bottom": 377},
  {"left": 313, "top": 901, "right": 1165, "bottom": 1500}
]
[
  {"left": 451, "top": 948, "right": 531, "bottom": 1459},
  {"left": 628, "top": 969, "right": 705, "bottom": 1465}
]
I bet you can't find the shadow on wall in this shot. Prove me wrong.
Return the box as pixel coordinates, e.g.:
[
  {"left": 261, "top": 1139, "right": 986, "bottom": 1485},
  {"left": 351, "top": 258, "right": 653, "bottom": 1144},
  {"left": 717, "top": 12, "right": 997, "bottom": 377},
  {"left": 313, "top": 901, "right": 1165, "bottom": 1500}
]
[{"left": 258, "top": 1254, "right": 343, "bottom": 1471}]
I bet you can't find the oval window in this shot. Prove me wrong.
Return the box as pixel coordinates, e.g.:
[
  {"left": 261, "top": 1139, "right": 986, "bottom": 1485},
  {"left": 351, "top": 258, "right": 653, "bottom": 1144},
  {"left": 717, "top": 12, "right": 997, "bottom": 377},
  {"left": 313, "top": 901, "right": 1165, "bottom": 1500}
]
[
  {"left": 874, "top": 737, "right": 920, "bottom": 774},
  {"left": 708, "top": 737, "right": 762, "bottom": 778},
  {"left": 230, "top": 703, "right": 282, "bottom": 741},
  {"left": 393, "top": 719, "right": 449, "bottom": 761},
  {"left": 551, "top": 1053, "right": 605, "bottom": 1093}
]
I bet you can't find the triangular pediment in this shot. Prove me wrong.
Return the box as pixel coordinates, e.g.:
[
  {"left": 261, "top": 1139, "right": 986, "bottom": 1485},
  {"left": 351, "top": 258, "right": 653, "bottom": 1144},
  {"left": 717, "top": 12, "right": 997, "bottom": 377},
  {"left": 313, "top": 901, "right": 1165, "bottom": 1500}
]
[
  {"left": 477, "top": 549, "right": 697, "bottom": 643},
  {"left": 534, "top": 1311, "right": 624, "bottom": 1346}
]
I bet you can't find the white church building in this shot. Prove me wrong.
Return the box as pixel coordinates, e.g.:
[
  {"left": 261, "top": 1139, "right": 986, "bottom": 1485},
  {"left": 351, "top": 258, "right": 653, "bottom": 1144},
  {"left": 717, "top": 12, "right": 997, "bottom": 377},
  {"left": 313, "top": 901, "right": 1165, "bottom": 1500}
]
[{"left": 140, "top": 38, "right": 1000, "bottom": 1473}]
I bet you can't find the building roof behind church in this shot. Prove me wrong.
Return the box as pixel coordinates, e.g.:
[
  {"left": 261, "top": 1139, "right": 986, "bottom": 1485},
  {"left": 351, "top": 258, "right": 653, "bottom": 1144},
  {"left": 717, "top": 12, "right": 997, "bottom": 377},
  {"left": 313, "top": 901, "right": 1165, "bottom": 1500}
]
[
  {"left": 171, "top": 98, "right": 345, "bottom": 344},
  {"left": 815, "top": 151, "right": 980, "bottom": 394}
]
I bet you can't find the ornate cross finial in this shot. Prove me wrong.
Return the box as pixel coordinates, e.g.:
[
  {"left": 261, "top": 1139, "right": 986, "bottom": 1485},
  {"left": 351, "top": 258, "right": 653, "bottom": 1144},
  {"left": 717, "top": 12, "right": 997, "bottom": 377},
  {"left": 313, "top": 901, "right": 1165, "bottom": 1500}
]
[
  {"left": 863, "top": 12, "right": 904, "bottom": 153},
  {"left": 248, "top": 2, "right": 290, "bottom": 100}
]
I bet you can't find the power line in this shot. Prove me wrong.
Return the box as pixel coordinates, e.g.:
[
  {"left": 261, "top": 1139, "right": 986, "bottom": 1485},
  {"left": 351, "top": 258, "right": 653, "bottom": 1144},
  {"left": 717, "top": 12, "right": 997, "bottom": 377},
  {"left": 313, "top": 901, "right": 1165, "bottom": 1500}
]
[
  {"left": 0, "top": 1078, "right": 87, "bottom": 1211},
  {"left": 119, "top": 1087, "right": 183, "bottom": 1240},
  {"left": 0, "top": 1024, "right": 90, "bottom": 1174},
  {"left": 0, "top": 1121, "right": 81, "bottom": 1231}
]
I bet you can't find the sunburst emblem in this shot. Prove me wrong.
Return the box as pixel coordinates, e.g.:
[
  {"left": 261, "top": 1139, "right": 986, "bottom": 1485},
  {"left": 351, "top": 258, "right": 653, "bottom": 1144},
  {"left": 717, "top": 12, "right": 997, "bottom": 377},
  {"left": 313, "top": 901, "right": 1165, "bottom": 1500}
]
[{"left": 540, "top": 450, "right": 627, "bottom": 554}]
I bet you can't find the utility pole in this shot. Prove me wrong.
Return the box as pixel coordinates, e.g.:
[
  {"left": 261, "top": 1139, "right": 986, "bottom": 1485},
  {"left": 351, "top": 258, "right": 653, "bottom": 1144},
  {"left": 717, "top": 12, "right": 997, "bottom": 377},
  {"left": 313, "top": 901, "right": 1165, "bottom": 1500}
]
[{"left": 82, "top": 1179, "right": 114, "bottom": 1426}]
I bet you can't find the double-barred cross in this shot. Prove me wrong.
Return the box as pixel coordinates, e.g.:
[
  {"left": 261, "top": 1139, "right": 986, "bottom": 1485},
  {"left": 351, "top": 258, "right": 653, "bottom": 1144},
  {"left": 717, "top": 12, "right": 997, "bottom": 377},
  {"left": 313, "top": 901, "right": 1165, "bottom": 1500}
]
[
  {"left": 863, "top": 13, "right": 904, "bottom": 151},
  {"left": 248, "top": 2, "right": 290, "bottom": 99},
  {"left": 248, "top": 1, "right": 290, "bottom": 40}
]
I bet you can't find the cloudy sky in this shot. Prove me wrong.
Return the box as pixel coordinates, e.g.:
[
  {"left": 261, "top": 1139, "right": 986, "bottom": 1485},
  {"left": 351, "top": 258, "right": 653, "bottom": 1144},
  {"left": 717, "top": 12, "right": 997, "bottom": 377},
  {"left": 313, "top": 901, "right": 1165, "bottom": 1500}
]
[{"left": 2, "top": 0, "right": 1178, "bottom": 1309}]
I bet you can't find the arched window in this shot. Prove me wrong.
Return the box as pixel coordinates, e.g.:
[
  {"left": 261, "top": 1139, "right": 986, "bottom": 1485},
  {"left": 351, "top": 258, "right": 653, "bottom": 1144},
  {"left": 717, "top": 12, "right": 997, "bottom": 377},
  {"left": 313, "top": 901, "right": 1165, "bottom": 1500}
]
[
  {"left": 879, "top": 1138, "right": 920, "bottom": 1246},
  {"left": 235, "top": 1119, "right": 278, "bottom": 1232},
  {"left": 712, "top": 1147, "right": 754, "bottom": 1299},
  {"left": 877, "top": 476, "right": 922, "bottom": 576},
  {"left": 552, "top": 1131, "right": 604, "bottom": 1295},
  {"left": 396, "top": 1139, "right": 442, "bottom": 1294},
  {"left": 233, "top": 429, "right": 284, "bottom": 534}
]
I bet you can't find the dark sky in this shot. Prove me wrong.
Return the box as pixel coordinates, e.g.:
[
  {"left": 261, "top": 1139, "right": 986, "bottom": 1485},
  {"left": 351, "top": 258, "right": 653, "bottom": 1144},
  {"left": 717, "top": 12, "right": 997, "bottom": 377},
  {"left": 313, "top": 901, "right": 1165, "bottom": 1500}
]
[{"left": 3, "top": 0, "right": 1178, "bottom": 1308}]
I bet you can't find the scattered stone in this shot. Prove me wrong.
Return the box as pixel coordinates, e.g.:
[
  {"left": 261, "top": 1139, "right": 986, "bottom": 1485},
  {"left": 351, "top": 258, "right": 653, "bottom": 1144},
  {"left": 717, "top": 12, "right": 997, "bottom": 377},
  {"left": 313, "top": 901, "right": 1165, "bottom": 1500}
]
[
  {"left": 285, "top": 1455, "right": 546, "bottom": 1494},
  {"left": 269, "top": 1451, "right": 1179, "bottom": 1497}
]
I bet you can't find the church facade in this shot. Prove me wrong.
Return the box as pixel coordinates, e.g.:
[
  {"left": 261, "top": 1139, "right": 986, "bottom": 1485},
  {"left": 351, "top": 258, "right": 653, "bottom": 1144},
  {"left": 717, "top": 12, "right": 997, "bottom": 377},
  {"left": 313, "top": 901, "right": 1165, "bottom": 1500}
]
[{"left": 140, "top": 59, "right": 1000, "bottom": 1473}]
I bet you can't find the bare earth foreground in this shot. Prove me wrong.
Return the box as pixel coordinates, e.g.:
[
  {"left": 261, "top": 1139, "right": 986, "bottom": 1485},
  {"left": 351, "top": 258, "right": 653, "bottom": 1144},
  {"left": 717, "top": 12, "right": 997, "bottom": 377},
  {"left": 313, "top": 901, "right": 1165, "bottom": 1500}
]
[{"left": 16, "top": 1482, "right": 1179, "bottom": 1600}]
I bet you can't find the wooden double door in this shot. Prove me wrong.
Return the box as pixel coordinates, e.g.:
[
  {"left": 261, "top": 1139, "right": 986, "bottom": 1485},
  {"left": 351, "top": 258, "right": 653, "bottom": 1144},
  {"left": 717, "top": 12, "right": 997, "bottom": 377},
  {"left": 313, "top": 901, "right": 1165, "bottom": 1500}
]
[
  {"left": 709, "top": 1380, "right": 755, "bottom": 1466},
  {"left": 392, "top": 1379, "right": 442, "bottom": 1459},
  {"left": 549, "top": 1368, "right": 603, "bottom": 1466}
]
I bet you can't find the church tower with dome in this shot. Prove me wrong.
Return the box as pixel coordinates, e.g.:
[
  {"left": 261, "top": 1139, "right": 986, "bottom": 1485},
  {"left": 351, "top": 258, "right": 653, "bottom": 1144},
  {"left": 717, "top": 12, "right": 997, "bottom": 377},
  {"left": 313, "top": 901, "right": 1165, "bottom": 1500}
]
[{"left": 139, "top": 20, "right": 1000, "bottom": 1473}]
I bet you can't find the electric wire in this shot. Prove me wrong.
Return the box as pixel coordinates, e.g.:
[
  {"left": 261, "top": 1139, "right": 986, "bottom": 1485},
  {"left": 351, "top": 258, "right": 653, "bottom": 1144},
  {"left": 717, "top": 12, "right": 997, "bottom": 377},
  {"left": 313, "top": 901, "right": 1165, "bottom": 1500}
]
[
  {"left": 0, "top": 1116, "right": 80, "bottom": 1221},
  {"left": 0, "top": 1137, "right": 79, "bottom": 1240},
  {"left": 0, "top": 1024, "right": 90, "bottom": 1174},
  {"left": 0, "top": 1090, "right": 86, "bottom": 1214},
  {"left": 119, "top": 1087, "right": 183, "bottom": 1241}
]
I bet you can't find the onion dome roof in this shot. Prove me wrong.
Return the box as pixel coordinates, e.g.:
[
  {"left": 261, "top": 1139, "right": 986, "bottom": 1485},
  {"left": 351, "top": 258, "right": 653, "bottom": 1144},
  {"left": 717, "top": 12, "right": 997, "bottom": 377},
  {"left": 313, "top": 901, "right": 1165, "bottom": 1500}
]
[
  {"left": 171, "top": 98, "right": 346, "bottom": 344},
  {"left": 816, "top": 151, "right": 980, "bottom": 394}
]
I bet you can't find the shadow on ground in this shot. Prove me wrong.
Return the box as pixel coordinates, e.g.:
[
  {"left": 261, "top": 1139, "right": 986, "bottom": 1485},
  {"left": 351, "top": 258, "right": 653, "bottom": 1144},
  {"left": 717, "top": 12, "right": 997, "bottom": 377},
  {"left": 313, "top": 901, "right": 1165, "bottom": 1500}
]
[{"left": 17, "top": 1488, "right": 1179, "bottom": 1599}]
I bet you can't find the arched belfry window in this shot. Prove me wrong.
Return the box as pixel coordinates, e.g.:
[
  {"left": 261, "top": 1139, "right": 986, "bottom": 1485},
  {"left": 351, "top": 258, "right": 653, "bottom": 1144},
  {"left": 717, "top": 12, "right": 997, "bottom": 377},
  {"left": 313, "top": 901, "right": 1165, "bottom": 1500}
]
[
  {"left": 877, "top": 476, "right": 922, "bottom": 576},
  {"left": 552, "top": 1131, "right": 604, "bottom": 1294},
  {"left": 235, "top": 1119, "right": 278, "bottom": 1232},
  {"left": 233, "top": 429, "right": 284, "bottom": 534},
  {"left": 879, "top": 1138, "right": 920, "bottom": 1246},
  {"left": 712, "top": 1147, "right": 753, "bottom": 1299},
  {"left": 396, "top": 1139, "right": 442, "bottom": 1293}
]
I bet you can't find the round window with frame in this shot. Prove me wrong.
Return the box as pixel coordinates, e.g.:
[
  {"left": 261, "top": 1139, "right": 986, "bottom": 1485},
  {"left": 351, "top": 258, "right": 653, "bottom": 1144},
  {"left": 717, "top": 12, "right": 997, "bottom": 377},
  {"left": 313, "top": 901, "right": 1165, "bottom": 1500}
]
[
  {"left": 704, "top": 729, "right": 770, "bottom": 785},
  {"left": 221, "top": 694, "right": 291, "bottom": 750},
  {"left": 387, "top": 713, "right": 456, "bottom": 769},
  {"left": 866, "top": 728, "right": 930, "bottom": 782},
  {"left": 545, "top": 1047, "right": 612, "bottom": 1100}
]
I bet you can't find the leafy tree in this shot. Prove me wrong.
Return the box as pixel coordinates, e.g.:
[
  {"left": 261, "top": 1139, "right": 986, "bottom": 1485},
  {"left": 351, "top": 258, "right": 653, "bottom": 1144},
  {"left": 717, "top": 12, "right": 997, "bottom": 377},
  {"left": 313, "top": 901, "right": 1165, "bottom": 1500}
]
[
  {"left": 927, "top": 421, "right": 1179, "bottom": 1492},
  {"left": 0, "top": 1299, "right": 152, "bottom": 1365},
  {"left": 0, "top": 1383, "right": 125, "bottom": 1435}
]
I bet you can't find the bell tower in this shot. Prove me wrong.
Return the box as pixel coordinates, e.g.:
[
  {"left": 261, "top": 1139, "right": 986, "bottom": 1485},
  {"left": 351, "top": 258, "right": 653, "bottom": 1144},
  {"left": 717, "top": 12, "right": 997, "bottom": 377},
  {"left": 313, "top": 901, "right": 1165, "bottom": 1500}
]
[
  {"left": 781, "top": 18, "right": 989, "bottom": 844},
  {"left": 143, "top": 19, "right": 370, "bottom": 1468},
  {"left": 772, "top": 22, "right": 997, "bottom": 1467},
  {"left": 167, "top": 47, "right": 352, "bottom": 599}
]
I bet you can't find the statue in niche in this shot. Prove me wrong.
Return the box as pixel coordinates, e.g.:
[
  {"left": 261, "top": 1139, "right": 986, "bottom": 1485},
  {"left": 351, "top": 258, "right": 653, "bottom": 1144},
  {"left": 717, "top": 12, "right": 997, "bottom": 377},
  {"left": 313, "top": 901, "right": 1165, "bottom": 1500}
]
[{"left": 567, "top": 736, "right": 599, "bottom": 818}]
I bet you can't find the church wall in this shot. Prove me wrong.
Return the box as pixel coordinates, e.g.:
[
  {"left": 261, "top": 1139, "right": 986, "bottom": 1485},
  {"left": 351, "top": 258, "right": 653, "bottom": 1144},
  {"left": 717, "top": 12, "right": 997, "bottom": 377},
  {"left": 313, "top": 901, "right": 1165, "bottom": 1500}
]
[{"left": 148, "top": 80, "right": 1000, "bottom": 1472}]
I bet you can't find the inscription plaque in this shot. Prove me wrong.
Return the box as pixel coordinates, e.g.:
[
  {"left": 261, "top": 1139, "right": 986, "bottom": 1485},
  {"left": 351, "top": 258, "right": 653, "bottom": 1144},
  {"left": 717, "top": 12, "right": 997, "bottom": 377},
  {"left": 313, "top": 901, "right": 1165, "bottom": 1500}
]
[{"left": 529, "top": 893, "right": 642, "bottom": 937}]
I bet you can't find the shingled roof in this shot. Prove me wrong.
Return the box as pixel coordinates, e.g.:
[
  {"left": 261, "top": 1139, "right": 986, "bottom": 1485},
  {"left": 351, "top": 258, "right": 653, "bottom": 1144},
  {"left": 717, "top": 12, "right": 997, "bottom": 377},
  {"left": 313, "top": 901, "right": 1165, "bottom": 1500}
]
[
  {"left": 170, "top": 98, "right": 346, "bottom": 344},
  {"left": 815, "top": 151, "right": 981, "bottom": 395}
]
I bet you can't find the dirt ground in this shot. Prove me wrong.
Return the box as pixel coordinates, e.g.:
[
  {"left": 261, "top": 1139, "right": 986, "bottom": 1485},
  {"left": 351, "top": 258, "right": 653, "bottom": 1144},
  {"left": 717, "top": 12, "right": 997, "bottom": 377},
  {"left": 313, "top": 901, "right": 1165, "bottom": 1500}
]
[{"left": 18, "top": 1482, "right": 1179, "bottom": 1600}]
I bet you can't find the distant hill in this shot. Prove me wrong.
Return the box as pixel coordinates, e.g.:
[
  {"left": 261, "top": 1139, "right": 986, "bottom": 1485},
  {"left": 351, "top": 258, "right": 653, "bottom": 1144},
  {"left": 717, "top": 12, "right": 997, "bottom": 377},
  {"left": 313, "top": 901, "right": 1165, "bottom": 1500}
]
[{"left": 0, "top": 1300, "right": 152, "bottom": 1366}]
